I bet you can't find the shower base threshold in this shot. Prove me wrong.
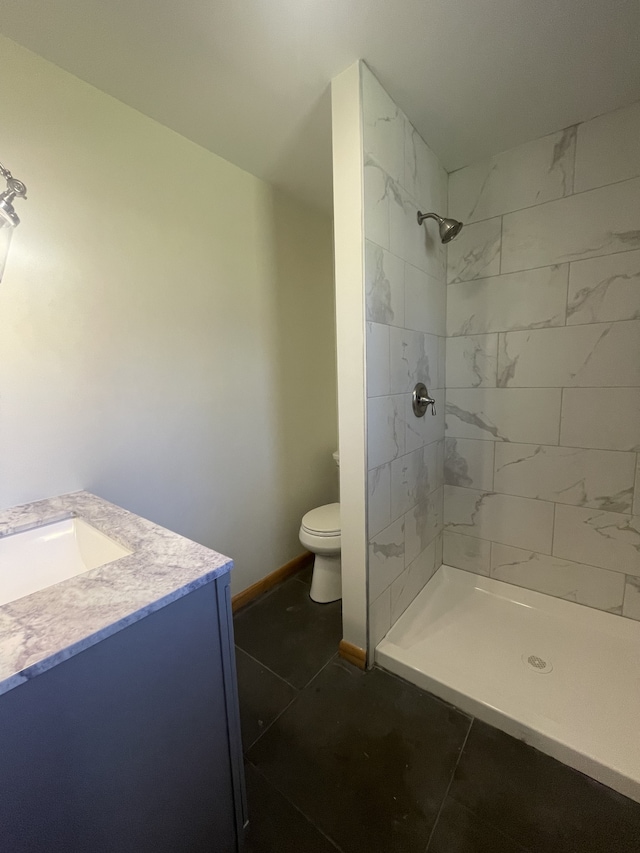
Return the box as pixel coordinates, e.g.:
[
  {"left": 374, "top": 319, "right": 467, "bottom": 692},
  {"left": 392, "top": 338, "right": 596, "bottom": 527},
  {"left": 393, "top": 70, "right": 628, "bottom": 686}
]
[{"left": 376, "top": 565, "right": 640, "bottom": 802}]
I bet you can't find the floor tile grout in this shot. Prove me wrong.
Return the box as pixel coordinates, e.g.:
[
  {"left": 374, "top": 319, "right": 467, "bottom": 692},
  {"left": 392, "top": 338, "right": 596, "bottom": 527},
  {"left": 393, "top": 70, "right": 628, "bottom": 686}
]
[
  {"left": 441, "top": 798, "right": 537, "bottom": 853},
  {"left": 242, "top": 687, "right": 299, "bottom": 754},
  {"left": 425, "top": 715, "right": 474, "bottom": 852},
  {"left": 236, "top": 647, "right": 301, "bottom": 754},
  {"left": 248, "top": 761, "right": 345, "bottom": 852},
  {"left": 235, "top": 644, "right": 300, "bottom": 692},
  {"left": 245, "top": 654, "right": 347, "bottom": 844},
  {"left": 242, "top": 652, "right": 340, "bottom": 755},
  {"left": 298, "top": 649, "right": 342, "bottom": 691}
]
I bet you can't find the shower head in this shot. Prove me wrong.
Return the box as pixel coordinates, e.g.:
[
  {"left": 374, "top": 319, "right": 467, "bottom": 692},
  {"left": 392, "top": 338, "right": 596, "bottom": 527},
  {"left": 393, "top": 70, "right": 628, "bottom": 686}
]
[{"left": 417, "top": 211, "right": 463, "bottom": 244}]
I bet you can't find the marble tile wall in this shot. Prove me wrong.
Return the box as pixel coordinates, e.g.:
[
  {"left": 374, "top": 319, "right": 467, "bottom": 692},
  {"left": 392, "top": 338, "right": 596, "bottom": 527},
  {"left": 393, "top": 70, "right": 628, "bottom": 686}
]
[
  {"left": 444, "top": 100, "right": 640, "bottom": 620},
  {"left": 362, "top": 65, "right": 447, "bottom": 647}
]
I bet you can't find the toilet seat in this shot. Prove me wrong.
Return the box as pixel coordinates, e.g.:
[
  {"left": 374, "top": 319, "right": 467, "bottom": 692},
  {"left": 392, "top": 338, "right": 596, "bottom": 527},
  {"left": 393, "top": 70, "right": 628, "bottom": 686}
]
[{"left": 301, "top": 503, "right": 340, "bottom": 537}]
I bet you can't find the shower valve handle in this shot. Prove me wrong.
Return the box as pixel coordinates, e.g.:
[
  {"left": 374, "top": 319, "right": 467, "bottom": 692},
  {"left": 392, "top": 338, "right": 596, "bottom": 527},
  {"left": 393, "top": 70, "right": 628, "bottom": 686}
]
[{"left": 412, "top": 383, "right": 436, "bottom": 418}]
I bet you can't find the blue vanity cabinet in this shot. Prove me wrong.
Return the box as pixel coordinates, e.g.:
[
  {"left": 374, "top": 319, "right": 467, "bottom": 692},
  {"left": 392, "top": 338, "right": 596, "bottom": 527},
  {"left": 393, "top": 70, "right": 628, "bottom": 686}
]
[{"left": 0, "top": 571, "right": 247, "bottom": 852}]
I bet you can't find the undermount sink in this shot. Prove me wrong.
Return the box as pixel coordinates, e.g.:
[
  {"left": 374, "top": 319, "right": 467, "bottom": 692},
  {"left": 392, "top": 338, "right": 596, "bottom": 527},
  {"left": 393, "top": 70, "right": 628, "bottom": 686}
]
[{"left": 0, "top": 517, "right": 132, "bottom": 607}]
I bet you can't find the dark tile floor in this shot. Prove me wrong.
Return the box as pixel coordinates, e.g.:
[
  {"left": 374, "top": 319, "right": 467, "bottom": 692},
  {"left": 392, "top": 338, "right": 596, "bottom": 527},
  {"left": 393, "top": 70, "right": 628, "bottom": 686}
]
[{"left": 235, "top": 572, "right": 640, "bottom": 853}]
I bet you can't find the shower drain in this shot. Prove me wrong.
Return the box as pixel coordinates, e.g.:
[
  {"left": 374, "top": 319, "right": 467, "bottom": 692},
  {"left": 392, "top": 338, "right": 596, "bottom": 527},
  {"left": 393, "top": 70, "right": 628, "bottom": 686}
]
[{"left": 521, "top": 653, "right": 553, "bottom": 674}]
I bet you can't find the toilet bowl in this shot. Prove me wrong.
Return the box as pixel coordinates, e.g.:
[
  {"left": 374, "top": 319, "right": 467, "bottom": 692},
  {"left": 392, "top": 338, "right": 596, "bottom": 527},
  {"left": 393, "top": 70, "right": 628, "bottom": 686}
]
[
  {"left": 299, "top": 502, "right": 341, "bottom": 603},
  {"left": 300, "top": 448, "right": 341, "bottom": 603}
]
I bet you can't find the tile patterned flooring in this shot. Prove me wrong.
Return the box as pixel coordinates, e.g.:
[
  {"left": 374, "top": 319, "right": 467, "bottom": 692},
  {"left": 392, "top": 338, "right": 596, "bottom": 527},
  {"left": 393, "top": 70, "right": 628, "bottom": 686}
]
[{"left": 234, "top": 571, "right": 640, "bottom": 852}]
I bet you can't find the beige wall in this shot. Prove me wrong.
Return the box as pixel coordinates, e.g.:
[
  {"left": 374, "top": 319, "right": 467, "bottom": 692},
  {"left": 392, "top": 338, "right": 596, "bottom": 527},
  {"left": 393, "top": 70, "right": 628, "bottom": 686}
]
[
  {"left": 330, "top": 62, "right": 368, "bottom": 650},
  {"left": 0, "top": 36, "right": 337, "bottom": 593}
]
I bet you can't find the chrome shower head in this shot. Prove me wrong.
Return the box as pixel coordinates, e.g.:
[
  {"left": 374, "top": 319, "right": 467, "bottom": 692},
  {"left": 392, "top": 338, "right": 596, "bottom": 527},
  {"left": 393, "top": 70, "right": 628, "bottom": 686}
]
[{"left": 417, "top": 211, "right": 463, "bottom": 243}]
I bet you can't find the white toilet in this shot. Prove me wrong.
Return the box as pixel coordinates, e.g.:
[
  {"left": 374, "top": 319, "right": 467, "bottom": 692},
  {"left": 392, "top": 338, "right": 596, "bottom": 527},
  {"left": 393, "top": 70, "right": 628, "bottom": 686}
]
[{"left": 299, "top": 452, "right": 341, "bottom": 603}]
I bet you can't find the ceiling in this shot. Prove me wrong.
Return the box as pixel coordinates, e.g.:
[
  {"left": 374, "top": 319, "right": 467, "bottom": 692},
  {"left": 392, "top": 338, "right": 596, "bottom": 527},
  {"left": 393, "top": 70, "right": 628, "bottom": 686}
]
[{"left": 1, "top": 0, "right": 639, "bottom": 212}]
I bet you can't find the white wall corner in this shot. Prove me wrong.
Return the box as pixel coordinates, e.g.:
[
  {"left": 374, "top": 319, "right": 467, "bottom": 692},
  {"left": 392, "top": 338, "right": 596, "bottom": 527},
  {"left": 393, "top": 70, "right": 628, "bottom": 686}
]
[{"left": 331, "top": 61, "right": 368, "bottom": 652}]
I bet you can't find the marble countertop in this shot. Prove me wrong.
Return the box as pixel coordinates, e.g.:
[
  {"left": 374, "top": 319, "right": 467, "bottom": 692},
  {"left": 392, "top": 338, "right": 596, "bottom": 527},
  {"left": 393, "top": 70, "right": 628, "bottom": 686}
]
[{"left": 0, "top": 491, "right": 233, "bottom": 697}]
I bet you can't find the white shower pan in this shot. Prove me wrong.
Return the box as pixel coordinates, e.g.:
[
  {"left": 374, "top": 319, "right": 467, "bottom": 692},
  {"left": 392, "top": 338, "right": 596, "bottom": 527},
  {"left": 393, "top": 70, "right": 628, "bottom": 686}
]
[{"left": 376, "top": 565, "right": 640, "bottom": 802}]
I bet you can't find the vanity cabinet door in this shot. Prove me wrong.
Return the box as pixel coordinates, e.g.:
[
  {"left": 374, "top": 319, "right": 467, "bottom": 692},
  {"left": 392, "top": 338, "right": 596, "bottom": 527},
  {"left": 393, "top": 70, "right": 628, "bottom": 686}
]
[{"left": 0, "top": 576, "right": 245, "bottom": 852}]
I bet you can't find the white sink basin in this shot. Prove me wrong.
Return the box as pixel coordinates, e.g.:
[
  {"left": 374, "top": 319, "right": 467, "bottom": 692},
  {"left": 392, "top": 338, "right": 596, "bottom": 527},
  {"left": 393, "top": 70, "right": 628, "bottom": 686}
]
[{"left": 0, "top": 517, "right": 132, "bottom": 606}]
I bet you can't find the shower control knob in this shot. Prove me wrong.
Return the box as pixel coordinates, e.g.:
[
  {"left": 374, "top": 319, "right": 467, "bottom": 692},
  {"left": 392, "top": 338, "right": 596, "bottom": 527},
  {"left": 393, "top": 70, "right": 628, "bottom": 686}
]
[{"left": 412, "top": 383, "right": 436, "bottom": 418}]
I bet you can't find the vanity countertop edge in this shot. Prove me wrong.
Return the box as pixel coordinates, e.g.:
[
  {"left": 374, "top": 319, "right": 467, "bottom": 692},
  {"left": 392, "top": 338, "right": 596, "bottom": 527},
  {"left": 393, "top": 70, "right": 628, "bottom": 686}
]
[{"left": 0, "top": 490, "right": 233, "bottom": 697}]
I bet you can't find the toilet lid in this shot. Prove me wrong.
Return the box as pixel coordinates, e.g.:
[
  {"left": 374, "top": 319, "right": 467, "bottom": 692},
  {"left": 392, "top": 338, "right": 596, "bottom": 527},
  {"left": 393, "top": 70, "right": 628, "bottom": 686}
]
[{"left": 301, "top": 503, "right": 340, "bottom": 536}]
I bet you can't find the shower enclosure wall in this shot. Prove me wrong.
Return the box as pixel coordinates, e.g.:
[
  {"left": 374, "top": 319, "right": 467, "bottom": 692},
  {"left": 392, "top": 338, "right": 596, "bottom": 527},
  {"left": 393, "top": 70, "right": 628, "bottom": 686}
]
[
  {"left": 332, "top": 62, "right": 640, "bottom": 800},
  {"left": 361, "top": 64, "right": 448, "bottom": 650},
  {"left": 443, "top": 105, "right": 640, "bottom": 613}
]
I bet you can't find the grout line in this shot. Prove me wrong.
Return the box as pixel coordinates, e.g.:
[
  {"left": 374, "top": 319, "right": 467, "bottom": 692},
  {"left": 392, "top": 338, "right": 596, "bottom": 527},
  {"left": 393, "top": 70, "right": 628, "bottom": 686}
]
[
  {"left": 437, "top": 798, "right": 537, "bottom": 853},
  {"left": 243, "top": 687, "right": 299, "bottom": 754},
  {"left": 448, "top": 315, "right": 640, "bottom": 337},
  {"left": 299, "top": 649, "right": 342, "bottom": 691},
  {"left": 401, "top": 257, "right": 407, "bottom": 329},
  {"left": 622, "top": 574, "right": 630, "bottom": 616},
  {"left": 388, "top": 312, "right": 393, "bottom": 397},
  {"left": 562, "top": 262, "right": 571, "bottom": 326},
  {"left": 247, "top": 761, "right": 346, "bottom": 852},
  {"left": 446, "top": 481, "right": 638, "bottom": 520},
  {"left": 448, "top": 383, "right": 640, "bottom": 389},
  {"left": 451, "top": 317, "right": 638, "bottom": 343},
  {"left": 446, "top": 244, "right": 640, "bottom": 284},
  {"left": 235, "top": 645, "right": 300, "bottom": 692},
  {"left": 244, "top": 652, "right": 340, "bottom": 754},
  {"left": 425, "top": 716, "right": 474, "bottom": 852},
  {"left": 365, "top": 238, "right": 436, "bottom": 282},
  {"left": 446, "top": 529, "right": 632, "bottom": 576},
  {"left": 386, "top": 179, "right": 391, "bottom": 255},
  {"left": 558, "top": 386, "right": 564, "bottom": 446},
  {"left": 450, "top": 172, "right": 640, "bottom": 229},
  {"left": 489, "top": 439, "right": 496, "bottom": 491},
  {"left": 447, "top": 442, "right": 637, "bottom": 480}
]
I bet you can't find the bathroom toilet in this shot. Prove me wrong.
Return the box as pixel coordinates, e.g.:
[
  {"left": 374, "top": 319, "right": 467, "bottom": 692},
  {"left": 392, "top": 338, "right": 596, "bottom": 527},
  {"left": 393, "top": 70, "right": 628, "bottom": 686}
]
[{"left": 299, "top": 452, "right": 341, "bottom": 603}]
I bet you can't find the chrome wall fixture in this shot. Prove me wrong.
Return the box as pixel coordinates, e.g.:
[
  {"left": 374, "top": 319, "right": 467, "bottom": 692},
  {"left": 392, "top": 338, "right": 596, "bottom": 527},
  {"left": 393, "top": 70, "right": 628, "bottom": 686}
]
[
  {"left": 0, "top": 160, "right": 27, "bottom": 282},
  {"left": 412, "top": 382, "right": 436, "bottom": 417},
  {"left": 417, "top": 211, "right": 463, "bottom": 244}
]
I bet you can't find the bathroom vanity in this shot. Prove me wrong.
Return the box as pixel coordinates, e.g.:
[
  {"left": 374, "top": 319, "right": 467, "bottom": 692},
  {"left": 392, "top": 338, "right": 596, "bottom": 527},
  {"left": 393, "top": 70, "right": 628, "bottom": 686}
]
[{"left": 0, "top": 492, "right": 246, "bottom": 852}]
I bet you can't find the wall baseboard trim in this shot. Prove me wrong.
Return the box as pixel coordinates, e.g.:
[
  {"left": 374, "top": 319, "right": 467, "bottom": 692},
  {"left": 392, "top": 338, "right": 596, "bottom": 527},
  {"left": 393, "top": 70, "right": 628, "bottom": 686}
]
[
  {"left": 338, "top": 640, "right": 367, "bottom": 670},
  {"left": 231, "top": 551, "right": 314, "bottom": 614}
]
